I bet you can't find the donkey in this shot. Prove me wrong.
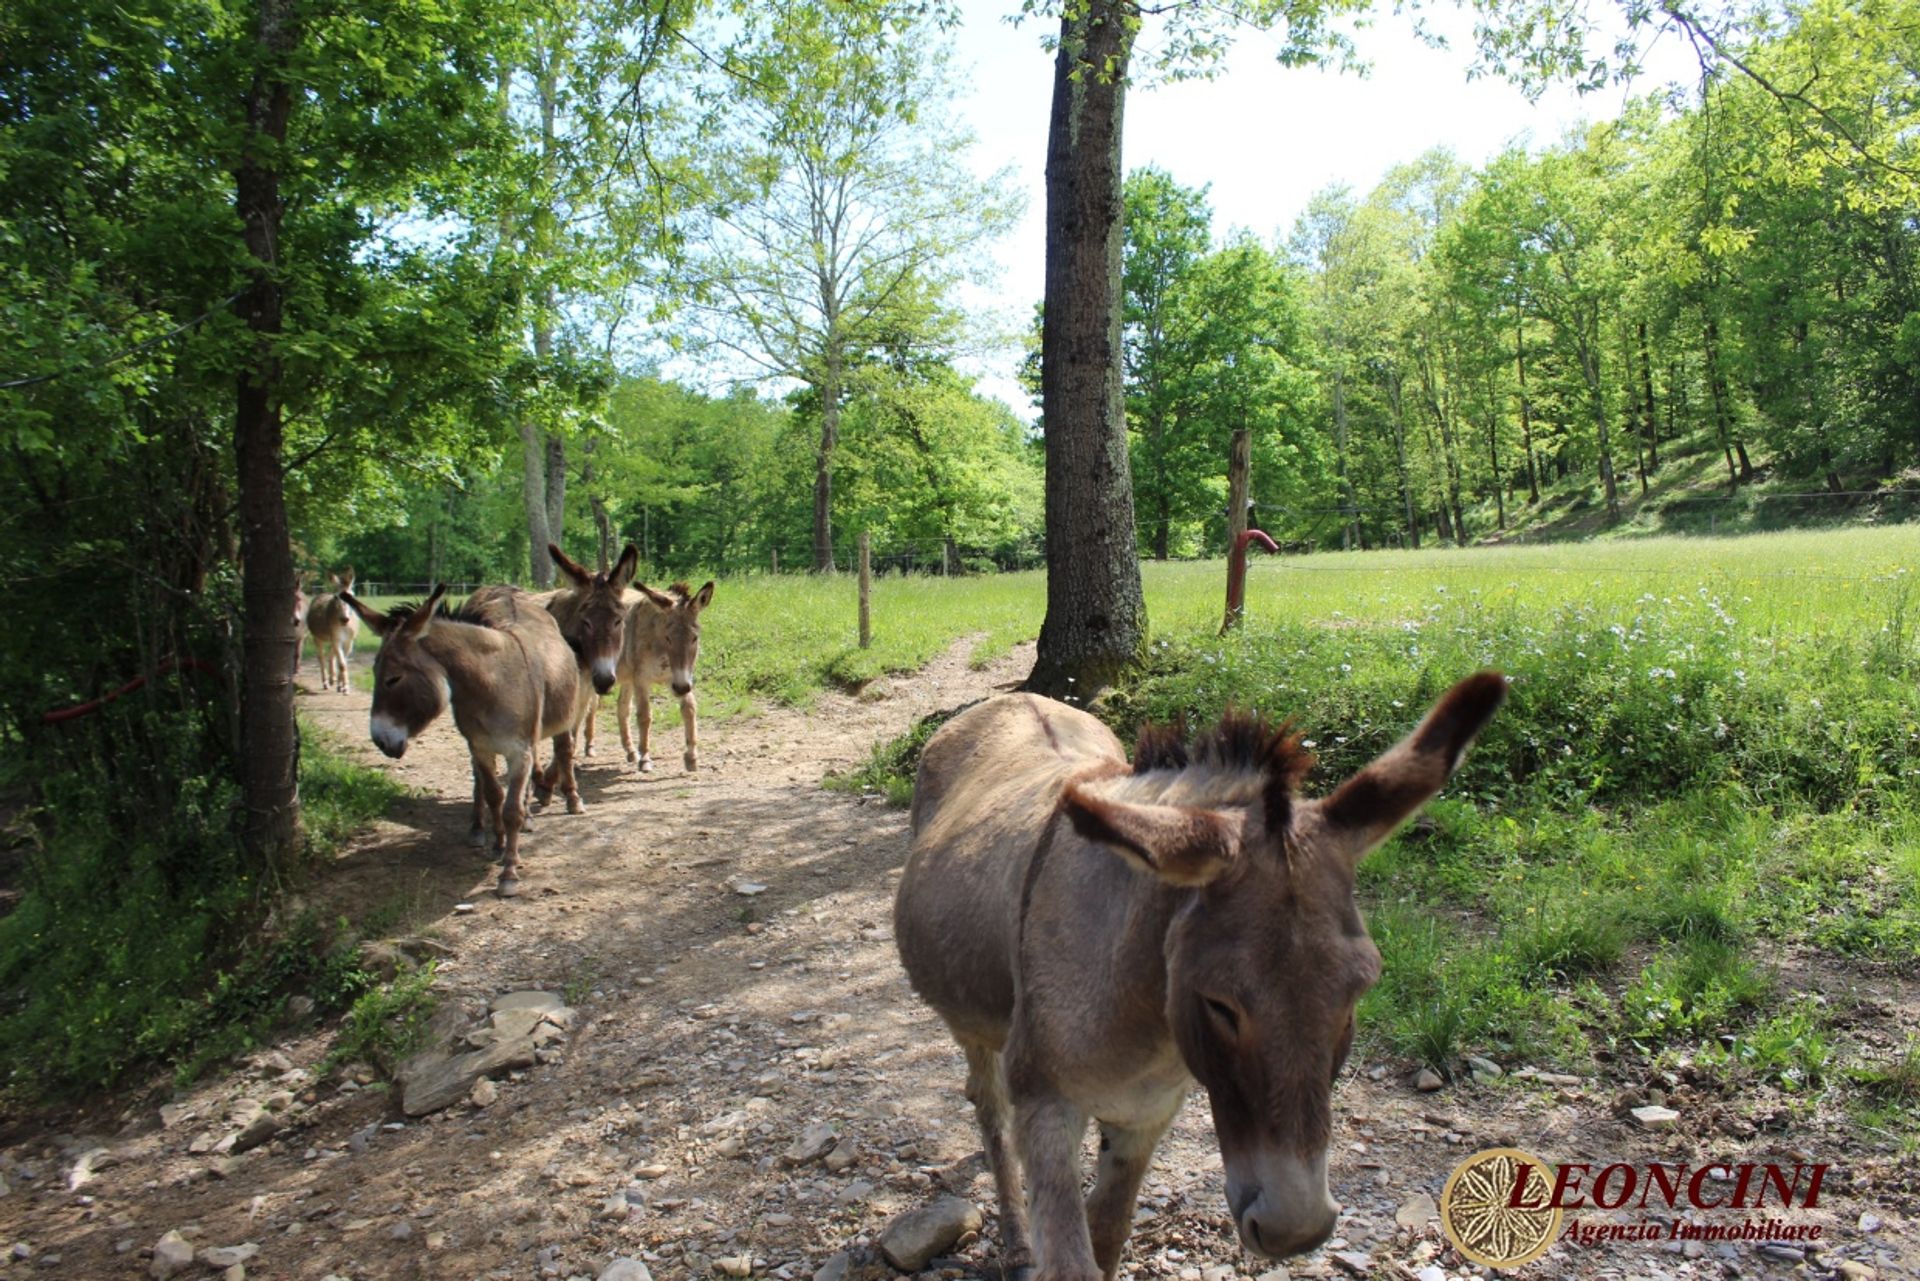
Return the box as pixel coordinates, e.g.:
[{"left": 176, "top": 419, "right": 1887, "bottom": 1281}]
[
  {"left": 611, "top": 580, "right": 714, "bottom": 773},
  {"left": 291, "top": 578, "right": 310, "bottom": 679},
  {"left": 535, "top": 542, "right": 639, "bottom": 763},
  {"left": 341, "top": 584, "right": 582, "bottom": 897},
  {"left": 305, "top": 568, "right": 359, "bottom": 693},
  {"left": 894, "top": 672, "right": 1506, "bottom": 1280}
]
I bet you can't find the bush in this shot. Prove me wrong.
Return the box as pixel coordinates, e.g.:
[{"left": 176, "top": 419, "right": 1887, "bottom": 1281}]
[{"left": 0, "top": 718, "right": 403, "bottom": 1098}]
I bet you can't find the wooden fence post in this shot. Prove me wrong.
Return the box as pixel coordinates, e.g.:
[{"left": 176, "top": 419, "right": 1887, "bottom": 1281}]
[
  {"left": 857, "top": 531, "right": 872, "bottom": 649},
  {"left": 771, "top": 547, "right": 779, "bottom": 575},
  {"left": 1226, "top": 427, "right": 1250, "bottom": 553}
]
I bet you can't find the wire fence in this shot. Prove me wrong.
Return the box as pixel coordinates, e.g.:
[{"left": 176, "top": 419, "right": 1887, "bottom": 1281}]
[{"left": 350, "top": 487, "right": 1919, "bottom": 594}]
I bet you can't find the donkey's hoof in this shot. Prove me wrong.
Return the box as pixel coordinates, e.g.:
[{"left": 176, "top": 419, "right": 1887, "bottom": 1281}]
[
  {"left": 638, "top": 756, "right": 654, "bottom": 774},
  {"left": 683, "top": 751, "right": 698, "bottom": 772},
  {"left": 466, "top": 827, "right": 488, "bottom": 849},
  {"left": 624, "top": 747, "right": 636, "bottom": 763},
  {"left": 496, "top": 875, "right": 522, "bottom": 899},
  {"left": 566, "top": 796, "right": 585, "bottom": 815}
]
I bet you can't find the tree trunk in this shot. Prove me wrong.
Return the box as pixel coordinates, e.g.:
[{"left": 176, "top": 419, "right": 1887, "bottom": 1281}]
[
  {"left": 544, "top": 429, "right": 566, "bottom": 553},
  {"left": 813, "top": 348, "right": 841, "bottom": 572},
  {"left": 1624, "top": 326, "right": 1649, "bottom": 496},
  {"left": 233, "top": 0, "right": 302, "bottom": 866},
  {"left": 1515, "top": 313, "right": 1540, "bottom": 504},
  {"left": 1027, "top": 0, "right": 1144, "bottom": 699},
  {"left": 1385, "top": 370, "right": 1419, "bottom": 548},
  {"left": 1637, "top": 320, "right": 1659, "bottom": 472},
  {"left": 1703, "top": 317, "right": 1738, "bottom": 487},
  {"left": 1333, "top": 367, "right": 1358, "bottom": 549},
  {"left": 582, "top": 438, "right": 613, "bottom": 571},
  {"left": 1151, "top": 416, "right": 1171, "bottom": 560},
  {"left": 520, "top": 420, "right": 554, "bottom": 586},
  {"left": 1582, "top": 334, "right": 1620, "bottom": 520}
]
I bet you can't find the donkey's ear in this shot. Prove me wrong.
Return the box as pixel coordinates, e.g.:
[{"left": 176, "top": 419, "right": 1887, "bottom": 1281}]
[
  {"left": 549, "top": 544, "right": 592, "bottom": 587},
  {"left": 636, "top": 583, "right": 677, "bottom": 610},
  {"left": 339, "top": 591, "right": 391, "bottom": 637},
  {"left": 1314, "top": 671, "right": 1506, "bottom": 863},
  {"left": 1061, "top": 786, "right": 1238, "bottom": 887},
  {"left": 341, "top": 566, "right": 353, "bottom": 588},
  {"left": 402, "top": 584, "right": 448, "bottom": 638},
  {"left": 611, "top": 544, "right": 640, "bottom": 590},
  {"left": 688, "top": 580, "right": 715, "bottom": 612}
]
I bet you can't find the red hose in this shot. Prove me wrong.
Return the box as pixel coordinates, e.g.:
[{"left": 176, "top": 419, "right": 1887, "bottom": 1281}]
[{"left": 40, "top": 657, "right": 220, "bottom": 725}]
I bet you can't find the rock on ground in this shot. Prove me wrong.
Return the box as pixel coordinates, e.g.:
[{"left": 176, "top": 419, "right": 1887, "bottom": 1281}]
[
  {"left": 878, "top": 1196, "right": 981, "bottom": 1272},
  {"left": 398, "top": 1036, "right": 539, "bottom": 1116},
  {"left": 148, "top": 1231, "right": 194, "bottom": 1280}
]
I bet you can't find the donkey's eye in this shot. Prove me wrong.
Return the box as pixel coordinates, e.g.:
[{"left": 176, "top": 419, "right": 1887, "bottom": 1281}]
[
  {"left": 1202, "top": 996, "right": 1242, "bottom": 1036},
  {"left": 382, "top": 676, "right": 400, "bottom": 689}
]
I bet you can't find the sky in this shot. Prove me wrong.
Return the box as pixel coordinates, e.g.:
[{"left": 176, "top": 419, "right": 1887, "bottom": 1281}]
[{"left": 942, "top": 0, "right": 1707, "bottom": 413}]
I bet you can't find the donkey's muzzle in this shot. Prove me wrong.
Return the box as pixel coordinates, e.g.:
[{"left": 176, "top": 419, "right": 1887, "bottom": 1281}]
[
  {"left": 592, "top": 672, "right": 617, "bottom": 695},
  {"left": 1237, "top": 1203, "right": 1337, "bottom": 1260},
  {"left": 370, "top": 714, "right": 410, "bottom": 760},
  {"left": 1228, "top": 1151, "right": 1339, "bottom": 1260},
  {"left": 671, "top": 679, "right": 693, "bottom": 697}
]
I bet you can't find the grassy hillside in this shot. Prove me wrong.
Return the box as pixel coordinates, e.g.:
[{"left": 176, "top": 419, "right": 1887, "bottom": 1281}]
[{"left": 1445, "top": 432, "right": 1920, "bottom": 545}]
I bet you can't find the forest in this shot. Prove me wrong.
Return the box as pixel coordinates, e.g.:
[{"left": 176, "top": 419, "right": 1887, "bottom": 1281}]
[
  {"left": 317, "top": 0, "right": 1920, "bottom": 581},
  {"left": 1, "top": 0, "right": 1916, "bottom": 1095}
]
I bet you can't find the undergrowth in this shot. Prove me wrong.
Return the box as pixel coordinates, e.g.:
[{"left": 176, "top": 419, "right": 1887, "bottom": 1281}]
[{"left": 0, "top": 717, "right": 407, "bottom": 1100}]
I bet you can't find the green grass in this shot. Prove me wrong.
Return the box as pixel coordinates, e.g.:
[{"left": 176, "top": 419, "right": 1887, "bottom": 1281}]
[
  {"left": 0, "top": 721, "right": 407, "bottom": 1097},
  {"left": 1110, "top": 528, "right": 1920, "bottom": 1102}
]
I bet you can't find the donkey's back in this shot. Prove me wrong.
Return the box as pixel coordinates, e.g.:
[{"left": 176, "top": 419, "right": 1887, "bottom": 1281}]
[{"left": 895, "top": 694, "right": 1127, "bottom": 1047}]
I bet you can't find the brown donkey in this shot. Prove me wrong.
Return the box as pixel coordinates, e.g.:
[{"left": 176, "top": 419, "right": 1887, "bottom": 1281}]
[
  {"left": 535, "top": 542, "right": 639, "bottom": 763},
  {"left": 894, "top": 673, "right": 1506, "bottom": 1280},
  {"left": 305, "top": 568, "right": 359, "bottom": 693},
  {"left": 342, "top": 585, "right": 582, "bottom": 897},
  {"left": 612, "top": 580, "right": 713, "bottom": 773}
]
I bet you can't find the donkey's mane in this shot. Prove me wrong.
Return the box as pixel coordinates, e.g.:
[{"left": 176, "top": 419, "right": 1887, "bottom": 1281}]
[
  {"left": 385, "top": 596, "right": 495, "bottom": 628},
  {"left": 1106, "top": 708, "right": 1313, "bottom": 830},
  {"left": 667, "top": 581, "right": 692, "bottom": 601}
]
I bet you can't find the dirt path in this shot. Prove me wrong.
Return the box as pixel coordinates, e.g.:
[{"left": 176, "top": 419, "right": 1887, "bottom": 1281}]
[{"left": 0, "top": 640, "right": 1913, "bottom": 1281}]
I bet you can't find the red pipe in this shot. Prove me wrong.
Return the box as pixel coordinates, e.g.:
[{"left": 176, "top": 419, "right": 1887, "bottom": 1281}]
[
  {"left": 1222, "top": 528, "right": 1280, "bottom": 634},
  {"left": 40, "top": 656, "right": 219, "bottom": 725}
]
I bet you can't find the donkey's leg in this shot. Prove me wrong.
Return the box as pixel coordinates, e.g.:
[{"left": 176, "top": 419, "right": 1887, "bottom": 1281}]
[
  {"left": 679, "top": 690, "right": 698, "bottom": 772},
  {"left": 467, "top": 759, "right": 489, "bottom": 848},
  {"left": 964, "top": 1042, "right": 1034, "bottom": 1280},
  {"left": 553, "top": 730, "right": 584, "bottom": 814},
  {"left": 530, "top": 729, "right": 555, "bottom": 806},
  {"left": 335, "top": 637, "right": 350, "bottom": 692},
  {"left": 634, "top": 685, "right": 655, "bottom": 773},
  {"left": 1010, "top": 1092, "right": 1097, "bottom": 1281},
  {"left": 497, "top": 747, "right": 533, "bottom": 896},
  {"left": 1086, "top": 1112, "right": 1176, "bottom": 1280},
  {"left": 470, "top": 749, "right": 506, "bottom": 855},
  {"left": 617, "top": 684, "right": 636, "bottom": 762}
]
